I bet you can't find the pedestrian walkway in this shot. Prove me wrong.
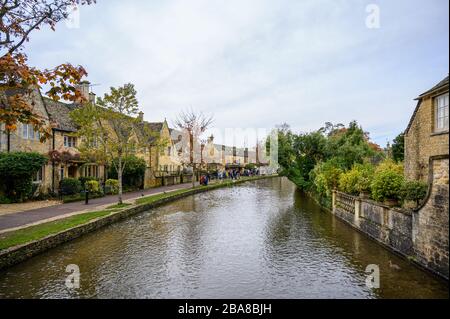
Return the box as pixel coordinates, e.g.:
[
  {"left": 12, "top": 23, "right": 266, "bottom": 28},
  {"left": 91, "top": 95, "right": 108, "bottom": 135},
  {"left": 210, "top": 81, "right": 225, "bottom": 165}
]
[{"left": 0, "top": 182, "right": 198, "bottom": 233}]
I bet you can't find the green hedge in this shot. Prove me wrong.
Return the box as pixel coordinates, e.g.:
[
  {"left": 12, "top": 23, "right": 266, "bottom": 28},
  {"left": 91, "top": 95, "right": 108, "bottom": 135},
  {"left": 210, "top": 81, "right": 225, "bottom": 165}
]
[
  {"left": 60, "top": 178, "right": 82, "bottom": 195},
  {"left": 0, "top": 152, "right": 47, "bottom": 202}
]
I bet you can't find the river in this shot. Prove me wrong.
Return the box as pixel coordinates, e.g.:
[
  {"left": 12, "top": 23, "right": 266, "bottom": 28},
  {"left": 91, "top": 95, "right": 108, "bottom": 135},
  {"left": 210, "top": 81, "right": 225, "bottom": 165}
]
[{"left": 0, "top": 177, "right": 447, "bottom": 298}]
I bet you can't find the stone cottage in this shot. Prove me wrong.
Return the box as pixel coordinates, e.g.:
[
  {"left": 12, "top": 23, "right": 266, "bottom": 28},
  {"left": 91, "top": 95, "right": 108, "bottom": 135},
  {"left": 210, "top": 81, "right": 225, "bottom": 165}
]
[
  {"left": 404, "top": 75, "right": 449, "bottom": 279},
  {"left": 0, "top": 82, "right": 105, "bottom": 195}
]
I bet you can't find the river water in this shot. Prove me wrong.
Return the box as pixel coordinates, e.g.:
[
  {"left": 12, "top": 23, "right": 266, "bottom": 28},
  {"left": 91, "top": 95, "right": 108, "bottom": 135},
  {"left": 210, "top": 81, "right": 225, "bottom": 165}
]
[{"left": 0, "top": 177, "right": 447, "bottom": 298}]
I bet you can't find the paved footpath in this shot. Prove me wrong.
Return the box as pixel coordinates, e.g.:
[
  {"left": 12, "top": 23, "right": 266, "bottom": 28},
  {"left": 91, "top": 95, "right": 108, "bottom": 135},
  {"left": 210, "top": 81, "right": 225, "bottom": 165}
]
[{"left": 0, "top": 182, "right": 198, "bottom": 232}]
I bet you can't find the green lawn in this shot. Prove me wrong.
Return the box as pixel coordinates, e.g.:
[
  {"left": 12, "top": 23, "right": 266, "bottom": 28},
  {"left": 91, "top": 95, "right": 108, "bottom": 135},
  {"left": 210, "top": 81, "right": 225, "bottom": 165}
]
[
  {"left": 106, "top": 203, "right": 132, "bottom": 209},
  {"left": 0, "top": 209, "right": 117, "bottom": 250}
]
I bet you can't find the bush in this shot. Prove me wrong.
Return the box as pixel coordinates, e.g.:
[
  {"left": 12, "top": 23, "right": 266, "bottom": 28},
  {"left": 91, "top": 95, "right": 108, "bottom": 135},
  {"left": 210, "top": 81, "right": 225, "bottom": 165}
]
[
  {"left": 371, "top": 163, "right": 404, "bottom": 202},
  {"left": 310, "top": 160, "right": 343, "bottom": 198},
  {"left": 339, "top": 163, "right": 374, "bottom": 195},
  {"left": 85, "top": 180, "right": 100, "bottom": 194},
  {"left": 0, "top": 194, "right": 12, "bottom": 204},
  {"left": 0, "top": 152, "right": 47, "bottom": 202},
  {"left": 78, "top": 176, "right": 99, "bottom": 189},
  {"left": 105, "top": 179, "right": 119, "bottom": 194},
  {"left": 108, "top": 155, "right": 146, "bottom": 189},
  {"left": 400, "top": 180, "right": 428, "bottom": 206},
  {"left": 60, "top": 178, "right": 81, "bottom": 195}
]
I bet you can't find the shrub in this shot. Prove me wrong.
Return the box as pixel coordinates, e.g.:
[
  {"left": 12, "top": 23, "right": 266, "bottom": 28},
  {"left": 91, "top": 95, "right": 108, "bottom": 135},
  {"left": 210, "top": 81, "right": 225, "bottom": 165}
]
[
  {"left": 310, "top": 160, "right": 343, "bottom": 198},
  {"left": 105, "top": 179, "right": 119, "bottom": 194},
  {"left": 339, "top": 163, "right": 374, "bottom": 195},
  {"left": 339, "top": 170, "right": 359, "bottom": 195},
  {"left": 0, "top": 194, "right": 12, "bottom": 204},
  {"left": 108, "top": 155, "right": 146, "bottom": 189},
  {"left": 60, "top": 178, "right": 81, "bottom": 195},
  {"left": 0, "top": 152, "right": 47, "bottom": 202},
  {"left": 78, "top": 176, "right": 99, "bottom": 188},
  {"left": 400, "top": 180, "right": 428, "bottom": 206},
  {"left": 85, "top": 180, "right": 100, "bottom": 194},
  {"left": 375, "top": 159, "right": 403, "bottom": 175},
  {"left": 371, "top": 164, "right": 404, "bottom": 202}
]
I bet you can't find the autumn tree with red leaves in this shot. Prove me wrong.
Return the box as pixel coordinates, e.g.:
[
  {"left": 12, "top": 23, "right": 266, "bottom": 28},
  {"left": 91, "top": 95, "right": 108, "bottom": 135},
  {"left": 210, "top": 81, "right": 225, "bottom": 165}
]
[{"left": 0, "top": 0, "right": 96, "bottom": 148}]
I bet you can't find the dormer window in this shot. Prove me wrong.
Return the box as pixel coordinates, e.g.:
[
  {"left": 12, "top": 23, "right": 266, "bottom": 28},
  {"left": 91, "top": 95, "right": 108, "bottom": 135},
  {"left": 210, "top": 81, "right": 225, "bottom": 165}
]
[{"left": 435, "top": 93, "right": 449, "bottom": 132}]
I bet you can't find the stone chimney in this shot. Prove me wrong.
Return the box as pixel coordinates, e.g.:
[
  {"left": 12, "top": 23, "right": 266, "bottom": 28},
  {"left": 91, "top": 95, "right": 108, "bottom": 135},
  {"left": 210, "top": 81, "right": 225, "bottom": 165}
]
[
  {"left": 138, "top": 111, "right": 144, "bottom": 122},
  {"left": 76, "top": 81, "right": 90, "bottom": 103},
  {"left": 89, "top": 92, "right": 96, "bottom": 104}
]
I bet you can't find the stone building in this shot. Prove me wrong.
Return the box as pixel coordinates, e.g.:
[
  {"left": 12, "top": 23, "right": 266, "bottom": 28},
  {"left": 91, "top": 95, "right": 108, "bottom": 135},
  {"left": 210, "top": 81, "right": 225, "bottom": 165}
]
[
  {"left": 134, "top": 118, "right": 183, "bottom": 188},
  {"left": 404, "top": 76, "right": 449, "bottom": 181},
  {"left": 0, "top": 82, "right": 105, "bottom": 195},
  {"left": 404, "top": 75, "right": 449, "bottom": 279}
]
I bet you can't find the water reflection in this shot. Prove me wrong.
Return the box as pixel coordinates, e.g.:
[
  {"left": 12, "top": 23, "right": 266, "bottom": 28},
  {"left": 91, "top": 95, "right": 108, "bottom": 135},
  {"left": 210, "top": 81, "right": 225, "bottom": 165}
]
[{"left": 0, "top": 177, "right": 447, "bottom": 299}]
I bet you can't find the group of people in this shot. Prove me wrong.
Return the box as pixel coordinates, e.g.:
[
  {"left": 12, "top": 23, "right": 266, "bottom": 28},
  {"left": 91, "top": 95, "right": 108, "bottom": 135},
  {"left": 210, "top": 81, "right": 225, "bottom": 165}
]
[{"left": 199, "top": 167, "right": 261, "bottom": 186}]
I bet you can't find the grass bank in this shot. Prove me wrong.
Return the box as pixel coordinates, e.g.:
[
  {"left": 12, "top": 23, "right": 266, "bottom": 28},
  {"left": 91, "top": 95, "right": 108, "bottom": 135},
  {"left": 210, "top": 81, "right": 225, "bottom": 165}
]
[{"left": 0, "top": 209, "right": 119, "bottom": 250}]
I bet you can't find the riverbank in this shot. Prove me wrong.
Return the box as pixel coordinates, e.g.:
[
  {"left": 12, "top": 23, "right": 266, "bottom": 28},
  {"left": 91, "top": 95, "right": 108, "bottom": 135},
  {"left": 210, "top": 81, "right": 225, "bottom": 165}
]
[{"left": 0, "top": 175, "right": 278, "bottom": 270}]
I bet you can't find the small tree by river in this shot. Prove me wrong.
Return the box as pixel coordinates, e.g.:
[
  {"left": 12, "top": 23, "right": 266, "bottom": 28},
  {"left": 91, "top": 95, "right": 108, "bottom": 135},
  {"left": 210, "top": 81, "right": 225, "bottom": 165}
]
[{"left": 175, "top": 110, "right": 213, "bottom": 188}]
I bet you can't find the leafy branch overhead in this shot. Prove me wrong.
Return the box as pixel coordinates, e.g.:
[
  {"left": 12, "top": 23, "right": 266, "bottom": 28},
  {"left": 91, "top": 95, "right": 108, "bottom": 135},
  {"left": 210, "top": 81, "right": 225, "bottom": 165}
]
[{"left": 0, "top": 0, "right": 95, "bottom": 140}]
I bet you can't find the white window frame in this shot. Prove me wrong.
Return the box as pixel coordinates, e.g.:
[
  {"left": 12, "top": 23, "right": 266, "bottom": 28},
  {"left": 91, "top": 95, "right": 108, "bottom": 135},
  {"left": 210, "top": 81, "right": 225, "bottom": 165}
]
[
  {"left": 64, "top": 135, "right": 77, "bottom": 147},
  {"left": 435, "top": 93, "right": 449, "bottom": 132}
]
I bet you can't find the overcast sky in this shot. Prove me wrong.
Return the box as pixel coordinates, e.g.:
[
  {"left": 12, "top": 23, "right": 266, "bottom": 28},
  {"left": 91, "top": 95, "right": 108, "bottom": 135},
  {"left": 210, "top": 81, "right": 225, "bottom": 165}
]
[{"left": 26, "top": 0, "right": 449, "bottom": 147}]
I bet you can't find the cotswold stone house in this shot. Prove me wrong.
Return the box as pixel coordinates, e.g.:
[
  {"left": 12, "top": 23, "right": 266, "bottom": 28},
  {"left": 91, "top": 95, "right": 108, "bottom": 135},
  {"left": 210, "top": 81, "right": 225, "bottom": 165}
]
[
  {"left": 404, "top": 76, "right": 449, "bottom": 181},
  {"left": 0, "top": 82, "right": 105, "bottom": 195},
  {"left": 134, "top": 118, "right": 183, "bottom": 188},
  {"left": 404, "top": 75, "right": 449, "bottom": 279}
]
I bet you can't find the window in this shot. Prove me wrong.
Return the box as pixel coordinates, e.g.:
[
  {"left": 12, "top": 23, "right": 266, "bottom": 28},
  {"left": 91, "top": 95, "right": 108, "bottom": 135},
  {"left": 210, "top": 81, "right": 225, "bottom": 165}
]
[
  {"left": 33, "top": 166, "right": 44, "bottom": 183},
  {"left": 22, "top": 124, "right": 40, "bottom": 140},
  {"left": 435, "top": 93, "right": 449, "bottom": 132},
  {"left": 60, "top": 167, "right": 65, "bottom": 179},
  {"left": 64, "top": 136, "right": 77, "bottom": 147}
]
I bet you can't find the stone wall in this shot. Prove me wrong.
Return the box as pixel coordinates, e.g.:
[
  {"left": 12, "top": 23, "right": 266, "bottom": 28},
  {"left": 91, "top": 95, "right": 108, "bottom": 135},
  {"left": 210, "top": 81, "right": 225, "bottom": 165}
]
[
  {"left": 333, "top": 192, "right": 414, "bottom": 257},
  {"left": 412, "top": 156, "right": 449, "bottom": 279},
  {"left": 333, "top": 158, "right": 449, "bottom": 280}
]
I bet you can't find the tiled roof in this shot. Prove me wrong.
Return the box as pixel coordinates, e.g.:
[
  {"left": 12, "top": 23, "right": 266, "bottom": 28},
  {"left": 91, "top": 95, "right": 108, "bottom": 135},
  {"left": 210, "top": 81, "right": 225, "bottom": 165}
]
[
  {"left": 134, "top": 121, "right": 164, "bottom": 144},
  {"left": 405, "top": 75, "right": 449, "bottom": 134},
  {"left": 417, "top": 75, "right": 449, "bottom": 98},
  {"left": 43, "top": 97, "right": 79, "bottom": 132}
]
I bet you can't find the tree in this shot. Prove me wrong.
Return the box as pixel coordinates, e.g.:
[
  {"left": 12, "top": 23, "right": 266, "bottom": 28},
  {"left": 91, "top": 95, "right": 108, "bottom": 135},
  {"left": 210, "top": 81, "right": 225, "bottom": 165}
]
[
  {"left": 391, "top": 133, "right": 405, "bottom": 162},
  {"left": 71, "top": 83, "right": 142, "bottom": 204},
  {"left": 1, "top": 0, "right": 95, "bottom": 144},
  {"left": 175, "top": 109, "right": 213, "bottom": 188}
]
